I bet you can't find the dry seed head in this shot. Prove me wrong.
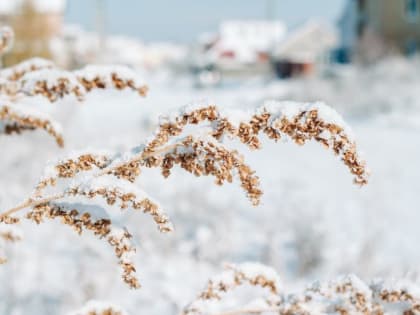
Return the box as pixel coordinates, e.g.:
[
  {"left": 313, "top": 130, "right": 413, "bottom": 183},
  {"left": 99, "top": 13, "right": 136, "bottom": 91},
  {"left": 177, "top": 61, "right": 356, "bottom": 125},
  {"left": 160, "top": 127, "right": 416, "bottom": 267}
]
[
  {"left": 1, "top": 62, "right": 148, "bottom": 103},
  {"left": 0, "top": 224, "right": 22, "bottom": 265},
  {"left": 34, "top": 153, "right": 111, "bottom": 197},
  {"left": 146, "top": 102, "right": 368, "bottom": 185},
  {"left": 159, "top": 136, "right": 262, "bottom": 205},
  {"left": 27, "top": 202, "right": 140, "bottom": 289},
  {"left": 74, "top": 65, "right": 149, "bottom": 96},
  {"left": 0, "top": 57, "right": 55, "bottom": 82},
  {"left": 67, "top": 177, "right": 173, "bottom": 233},
  {"left": 0, "top": 229, "right": 22, "bottom": 242},
  {"left": 0, "top": 26, "right": 14, "bottom": 55},
  {"left": 20, "top": 69, "right": 85, "bottom": 102},
  {"left": 0, "top": 104, "right": 64, "bottom": 146}
]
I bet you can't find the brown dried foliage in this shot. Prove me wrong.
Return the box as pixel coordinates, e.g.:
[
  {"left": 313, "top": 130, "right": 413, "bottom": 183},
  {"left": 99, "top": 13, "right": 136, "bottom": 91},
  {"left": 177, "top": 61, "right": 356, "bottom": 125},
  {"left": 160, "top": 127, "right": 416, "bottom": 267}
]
[
  {"left": 146, "top": 105, "right": 368, "bottom": 187},
  {"left": 27, "top": 203, "right": 140, "bottom": 289},
  {"left": 0, "top": 104, "right": 64, "bottom": 146}
]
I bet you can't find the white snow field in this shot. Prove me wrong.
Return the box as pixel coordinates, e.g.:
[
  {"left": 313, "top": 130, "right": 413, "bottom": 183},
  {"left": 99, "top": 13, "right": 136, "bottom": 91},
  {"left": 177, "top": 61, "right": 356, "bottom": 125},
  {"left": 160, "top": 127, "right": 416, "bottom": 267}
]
[{"left": 0, "top": 57, "right": 420, "bottom": 314}]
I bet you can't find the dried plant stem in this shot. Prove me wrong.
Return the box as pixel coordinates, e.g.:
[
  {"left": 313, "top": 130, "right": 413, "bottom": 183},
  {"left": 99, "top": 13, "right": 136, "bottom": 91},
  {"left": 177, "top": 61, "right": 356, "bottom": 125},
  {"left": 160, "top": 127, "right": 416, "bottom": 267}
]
[
  {"left": 212, "top": 308, "right": 281, "bottom": 315},
  {"left": 1, "top": 193, "right": 65, "bottom": 219},
  {"left": 0, "top": 142, "right": 183, "bottom": 220}
]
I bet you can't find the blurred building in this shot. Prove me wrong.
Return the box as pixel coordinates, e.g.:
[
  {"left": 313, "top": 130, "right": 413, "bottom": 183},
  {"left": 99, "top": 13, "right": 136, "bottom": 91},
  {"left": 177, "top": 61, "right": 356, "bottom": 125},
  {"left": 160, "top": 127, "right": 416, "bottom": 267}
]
[
  {"left": 190, "top": 20, "right": 286, "bottom": 84},
  {"left": 0, "top": 0, "right": 66, "bottom": 66},
  {"left": 339, "top": 0, "right": 420, "bottom": 62},
  {"left": 272, "top": 20, "right": 337, "bottom": 78}
]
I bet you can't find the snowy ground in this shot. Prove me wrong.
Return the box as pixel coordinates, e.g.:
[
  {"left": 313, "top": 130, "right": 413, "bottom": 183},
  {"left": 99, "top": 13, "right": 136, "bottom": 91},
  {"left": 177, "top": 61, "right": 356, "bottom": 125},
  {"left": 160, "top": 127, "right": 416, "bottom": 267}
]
[{"left": 1, "top": 57, "right": 420, "bottom": 314}]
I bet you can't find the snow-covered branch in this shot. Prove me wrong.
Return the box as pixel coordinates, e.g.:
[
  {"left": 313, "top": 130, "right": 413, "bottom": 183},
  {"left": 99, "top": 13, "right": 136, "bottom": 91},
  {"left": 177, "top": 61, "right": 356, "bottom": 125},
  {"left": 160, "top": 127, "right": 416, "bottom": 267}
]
[{"left": 0, "top": 102, "right": 64, "bottom": 146}]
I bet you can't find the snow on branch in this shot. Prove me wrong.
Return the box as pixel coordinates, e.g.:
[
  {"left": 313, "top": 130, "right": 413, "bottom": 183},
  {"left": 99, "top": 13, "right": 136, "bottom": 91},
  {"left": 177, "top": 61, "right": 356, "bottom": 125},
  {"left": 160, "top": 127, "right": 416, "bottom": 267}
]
[
  {"left": 183, "top": 263, "right": 420, "bottom": 315},
  {"left": 0, "top": 63, "right": 149, "bottom": 102},
  {"left": 147, "top": 101, "right": 368, "bottom": 188},
  {"left": 0, "top": 57, "right": 55, "bottom": 81},
  {"left": 0, "top": 102, "right": 64, "bottom": 146},
  {"left": 0, "top": 101, "right": 369, "bottom": 289},
  {"left": 74, "top": 65, "right": 148, "bottom": 96}
]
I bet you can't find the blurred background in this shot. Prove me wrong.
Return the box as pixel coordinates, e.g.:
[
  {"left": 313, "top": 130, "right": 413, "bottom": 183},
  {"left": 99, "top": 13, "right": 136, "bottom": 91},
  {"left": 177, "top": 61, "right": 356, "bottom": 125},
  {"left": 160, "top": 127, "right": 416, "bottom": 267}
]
[{"left": 0, "top": 0, "right": 419, "bottom": 314}]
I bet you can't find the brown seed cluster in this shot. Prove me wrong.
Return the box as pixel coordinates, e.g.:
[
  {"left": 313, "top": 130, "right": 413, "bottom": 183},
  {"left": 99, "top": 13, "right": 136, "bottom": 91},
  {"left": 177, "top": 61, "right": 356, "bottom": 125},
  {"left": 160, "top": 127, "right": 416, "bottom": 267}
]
[
  {"left": 22, "top": 74, "right": 85, "bottom": 102},
  {"left": 0, "top": 26, "right": 14, "bottom": 56},
  {"left": 34, "top": 153, "right": 111, "bottom": 196},
  {"left": 0, "top": 224, "right": 22, "bottom": 265},
  {"left": 147, "top": 104, "right": 368, "bottom": 186},
  {"left": 0, "top": 104, "right": 64, "bottom": 146},
  {"left": 184, "top": 265, "right": 420, "bottom": 315},
  {"left": 77, "top": 72, "right": 148, "bottom": 97},
  {"left": 0, "top": 230, "right": 22, "bottom": 242},
  {"left": 0, "top": 59, "right": 148, "bottom": 103},
  {"left": 27, "top": 202, "right": 140, "bottom": 289},
  {"left": 0, "top": 58, "right": 55, "bottom": 82},
  {"left": 159, "top": 136, "right": 262, "bottom": 205},
  {"left": 67, "top": 184, "right": 173, "bottom": 233}
]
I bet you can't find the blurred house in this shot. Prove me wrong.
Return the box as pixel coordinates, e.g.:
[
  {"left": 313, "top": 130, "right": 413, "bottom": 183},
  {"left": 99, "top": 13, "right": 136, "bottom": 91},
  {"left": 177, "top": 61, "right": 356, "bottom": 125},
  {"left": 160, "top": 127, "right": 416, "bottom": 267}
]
[
  {"left": 339, "top": 0, "right": 420, "bottom": 62},
  {"left": 190, "top": 20, "right": 286, "bottom": 84},
  {"left": 0, "top": 0, "right": 66, "bottom": 66},
  {"left": 272, "top": 21, "right": 338, "bottom": 78}
]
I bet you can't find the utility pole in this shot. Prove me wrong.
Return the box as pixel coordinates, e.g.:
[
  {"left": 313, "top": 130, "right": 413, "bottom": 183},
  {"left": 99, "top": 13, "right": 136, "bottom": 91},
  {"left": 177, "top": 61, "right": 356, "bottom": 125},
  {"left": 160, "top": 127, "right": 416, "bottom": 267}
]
[{"left": 95, "top": 0, "right": 106, "bottom": 60}]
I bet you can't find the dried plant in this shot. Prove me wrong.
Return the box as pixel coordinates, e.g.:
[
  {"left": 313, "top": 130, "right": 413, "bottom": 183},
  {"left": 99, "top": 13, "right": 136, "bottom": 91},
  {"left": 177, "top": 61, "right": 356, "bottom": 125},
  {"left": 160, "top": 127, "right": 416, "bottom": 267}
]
[
  {"left": 69, "top": 301, "right": 128, "bottom": 315},
  {"left": 0, "top": 26, "right": 14, "bottom": 56},
  {"left": 0, "top": 224, "right": 22, "bottom": 264},
  {"left": 183, "top": 263, "right": 420, "bottom": 315},
  {"left": 0, "top": 100, "right": 368, "bottom": 289},
  {"left": 0, "top": 101, "right": 64, "bottom": 146},
  {"left": 0, "top": 27, "right": 148, "bottom": 145},
  {"left": 182, "top": 263, "right": 282, "bottom": 315}
]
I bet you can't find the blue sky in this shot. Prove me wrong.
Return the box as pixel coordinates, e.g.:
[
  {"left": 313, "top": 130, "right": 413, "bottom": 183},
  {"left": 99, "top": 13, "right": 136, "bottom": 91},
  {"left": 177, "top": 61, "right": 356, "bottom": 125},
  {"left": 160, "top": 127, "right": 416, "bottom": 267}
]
[{"left": 65, "top": 0, "right": 346, "bottom": 43}]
